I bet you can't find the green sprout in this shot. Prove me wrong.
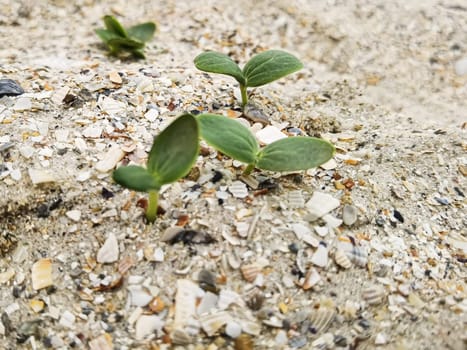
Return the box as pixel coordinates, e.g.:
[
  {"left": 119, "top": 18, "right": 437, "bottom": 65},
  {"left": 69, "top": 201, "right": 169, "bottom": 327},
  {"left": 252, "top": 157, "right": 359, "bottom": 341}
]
[
  {"left": 95, "top": 15, "right": 156, "bottom": 59},
  {"left": 194, "top": 50, "right": 303, "bottom": 108},
  {"left": 113, "top": 114, "right": 199, "bottom": 223},
  {"left": 197, "top": 114, "right": 334, "bottom": 175}
]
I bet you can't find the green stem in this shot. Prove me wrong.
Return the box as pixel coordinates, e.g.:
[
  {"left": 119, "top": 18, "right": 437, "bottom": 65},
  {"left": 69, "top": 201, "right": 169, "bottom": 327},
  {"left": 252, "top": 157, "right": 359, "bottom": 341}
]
[
  {"left": 240, "top": 84, "right": 248, "bottom": 108},
  {"left": 146, "top": 190, "right": 160, "bottom": 223},
  {"left": 242, "top": 163, "right": 255, "bottom": 176}
]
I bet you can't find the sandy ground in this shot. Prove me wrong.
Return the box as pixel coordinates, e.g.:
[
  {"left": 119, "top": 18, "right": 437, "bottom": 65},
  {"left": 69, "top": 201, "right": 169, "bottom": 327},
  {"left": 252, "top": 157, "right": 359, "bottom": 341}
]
[{"left": 0, "top": 1, "right": 466, "bottom": 349}]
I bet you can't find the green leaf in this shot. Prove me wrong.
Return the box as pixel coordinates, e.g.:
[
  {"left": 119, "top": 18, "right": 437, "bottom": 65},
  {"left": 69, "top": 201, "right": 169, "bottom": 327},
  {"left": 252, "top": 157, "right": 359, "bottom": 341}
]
[
  {"left": 103, "top": 15, "right": 128, "bottom": 37},
  {"left": 257, "top": 137, "right": 334, "bottom": 172},
  {"left": 194, "top": 52, "right": 245, "bottom": 86},
  {"left": 113, "top": 165, "right": 161, "bottom": 192},
  {"left": 147, "top": 114, "right": 199, "bottom": 185},
  {"left": 107, "top": 37, "right": 145, "bottom": 50},
  {"left": 95, "top": 28, "right": 121, "bottom": 44},
  {"left": 243, "top": 50, "right": 303, "bottom": 87},
  {"left": 198, "top": 114, "right": 259, "bottom": 164},
  {"left": 127, "top": 22, "right": 156, "bottom": 43},
  {"left": 130, "top": 49, "right": 146, "bottom": 59}
]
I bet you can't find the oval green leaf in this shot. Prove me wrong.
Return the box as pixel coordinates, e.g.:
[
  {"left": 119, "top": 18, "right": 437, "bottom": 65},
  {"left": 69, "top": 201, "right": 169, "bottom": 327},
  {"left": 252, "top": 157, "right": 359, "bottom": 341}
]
[
  {"left": 113, "top": 165, "right": 161, "bottom": 192},
  {"left": 242, "top": 50, "right": 303, "bottom": 88},
  {"left": 198, "top": 114, "right": 259, "bottom": 164},
  {"left": 147, "top": 114, "right": 199, "bottom": 185},
  {"left": 103, "top": 15, "right": 128, "bottom": 38},
  {"left": 127, "top": 22, "right": 156, "bottom": 43},
  {"left": 257, "top": 137, "right": 334, "bottom": 172},
  {"left": 107, "top": 37, "right": 145, "bottom": 50},
  {"left": 95, "top": 28, "right": 121, "bottom": 44},
  {"left": 194, "top": 52, "right": 245, "bottom": 85}
]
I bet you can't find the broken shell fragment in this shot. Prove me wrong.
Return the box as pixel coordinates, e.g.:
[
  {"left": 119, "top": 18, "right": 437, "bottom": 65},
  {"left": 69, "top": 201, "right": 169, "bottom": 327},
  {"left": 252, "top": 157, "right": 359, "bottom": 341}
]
[
  {"left": 333, "top": 249, "right": 352, "bottom": 269},
  {"left": 96, "top": 233, "right": 119, "bottom": 264},
  {"left": 362, "top": 285, "right": 386, "bottom": 306},
  {"left": 31, "top": 258, "right": 53, "bottom": 290},
  {"left": 240, "top": 263, "right": 262, "bottom": 283},
  {"left": 200, "top": 311, "right": 231, "bottom": 336},
  {"left": 309, "top": 307, "right": 336, "bottom": 334}
]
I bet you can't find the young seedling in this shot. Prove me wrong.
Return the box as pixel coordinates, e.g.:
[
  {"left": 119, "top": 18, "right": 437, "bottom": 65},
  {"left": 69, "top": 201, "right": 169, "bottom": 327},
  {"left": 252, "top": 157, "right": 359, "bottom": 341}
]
[
  {"left": 95, "top": 15, "right": 156, "bottom": 59},
  {"left": 113, "top": 114, "right": 199, "bottom": 223},
  {"left": 197, "top": 114, "right": 334, "bottom": 175},
  {"left": 194, "top": 50, "right": 303, "bottom": 108}
]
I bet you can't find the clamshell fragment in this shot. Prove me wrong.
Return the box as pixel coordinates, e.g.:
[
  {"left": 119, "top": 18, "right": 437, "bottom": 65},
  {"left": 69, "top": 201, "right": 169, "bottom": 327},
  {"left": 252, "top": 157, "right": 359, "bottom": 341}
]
[
  {"left": 337, "top": 240, "right": 368, "bottom": 267},
  {"left": 171, "top": 328, "right": 193, "bottom": 345},
  {"left": 173, "top": 279, "right": 198, "bottom": 329},
  {"left": 135, "top": 315, "right": 164, "bottom": 340},
  {"left": 302, "top": 267, "right": 321, "bottom": 290},
  {"left": 309, "top": 307, "right": 336, "bottom": 335},
  {"left": 287, "top": 190, "right": 305, "bottom": 208},
  {"left": 311, "top": 244, "right": 328, "bottom": 268},
  {"left": 306, "top": 192, "right": 340, "bottom": 221},
  {"left": 255, "top": 125, "right": 287, "bottom": 145},
  {"left": 200, "top": 311, "right": 231, "bottom": 336},
  {"left": 229, "top": 181, "right": 249, "bottom": 198},
  {"left": 240, "top": 263, "right": 262, "bottom": 283},
  {"left": 28, "top": 169, "right": 56, "bottom": 185},
  {"left": 333, "top": 249, "right": 352, "bottom": 269},
  {"left": 342, "top": 204, "right": 358, "bottom": 226},
  {"left": 31, "top": 258, "right": 53, "bottom": 290},
  {"left": 95, "top": 146, "right": 125, "bottom": 173},
  {"left": 362, "top": 285, "right": 386, "bottom": 306}
]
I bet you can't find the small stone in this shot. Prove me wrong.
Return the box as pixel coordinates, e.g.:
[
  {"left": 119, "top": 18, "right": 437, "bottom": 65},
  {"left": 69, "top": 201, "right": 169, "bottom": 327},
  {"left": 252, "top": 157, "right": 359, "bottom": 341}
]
[
  {"left": 109, "top": 71, "right": 122, "bottom": 84},
  {"left": 255, "top": 125, "right": 287, "bottom": 145},
  {"left": 306, "top": 192, "right": 340, "bottom": 221},
  {"left": 275, "top": 330, "right": 288, "bottom": 346},
  {"left": 135, "top": 315, "right": 163, "bottom": 340},
  {"left": 59, "top": 310, "right": 75, "bottom": 328},
  {"left": 97, "top": 233, "right": 119, "bottom": 264},
  {"left": 229, "top": 181, "right": 249, "bottom": 198},
  {"left": 342, "top": 205, "right": 357, "bottom": 226},
  {"left": 66, "top": 210, "right": 81, "bottom": 222},
  {"left": 0, "top": 79, "right": 24, "bottom": 97},
  {"left": 225, "top": 321, "right": 242, "bottom": 338},
  {"left": 31, "top": 258, "right": 53, "bottom": 290},
  {"left": 454, "top": 57, "right": 467, "bottom": 76}
]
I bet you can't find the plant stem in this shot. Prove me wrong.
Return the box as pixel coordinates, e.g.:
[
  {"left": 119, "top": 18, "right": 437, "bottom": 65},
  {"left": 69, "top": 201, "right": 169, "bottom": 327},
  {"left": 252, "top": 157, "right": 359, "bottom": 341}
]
[
  {"left": 146, "top": 190, "right": 160, "bottom": 223},
  {"left": 240, "top": 84, "right": 248, "bottom": 108},
  {"left": 243, "top": 163, "right": 255, "bottom": 176}
]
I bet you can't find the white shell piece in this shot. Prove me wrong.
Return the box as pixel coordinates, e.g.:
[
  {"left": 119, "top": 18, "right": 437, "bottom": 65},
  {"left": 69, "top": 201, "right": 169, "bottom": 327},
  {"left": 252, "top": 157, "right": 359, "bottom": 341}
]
[
  {"left": 314, "top": 225, "right": 329, "bottom": 237},
  {"left": 320, "top": 158, "right": 337, "bottom": 170},
  {"left": 29, "top": 169, "right": 56, "bottom": 185},
  {"left": 255, "top": 125, "right": 287, "bottom": 145},
  {"left": 200, "top": 311, "right": 231, "bottom": 336},
  {"left": 58, "top": 310, "right": 75, "bottom": 328},
  {"left": 343, "top": 204, "right": 358, "bottom": 226},
  {"left": 322, "top": 214, "right": 343, "bottom": 228},
  {"left": 95, "top": 146, "right": 125, "bottom": 173},
  {"left": 218, "top": 289, "right": 245, "bottom": 310},
  {"left": 96, "top": 233, "right": 119, "bottom": 264},
  {"left": 52, "top": 86, "right": 70, "bottom": 105},
  {"left": 302, "top": 267, "right": 321, "bottom": 290},
  {"left": 66, "top": 210, "right": 81, "bottom": 222},
  {"left": 225, "top": 320, "right": 242, "bottom": 338},
  {"left": 311, "top": 244, "right": 329, "bottom": 268},
  {"left": 306, "top": 192, "right": 340, "bottom": 221},
  {"left": 228, "top": 181, "right": 249, "bottom": 198},
  {"left": 197, "top": 292, "right": 219, "bottom": 315},
  {"left": 135, "top": 315, "right": 164, "bottom": 340},
  {"left": 174, "top": 279, "right": 199, "bottom": 329},
  {"left": 334, "top": 249, "right": 352, "bottom": 269},
  {"left": 362, "top": 285, "right": 386, "bottom": 305},
  {"left": 98, "top": 96, "right": 126, "bottom": 116},
  {"left": 128, "top": 285, "right": 153, "bottom": 307},
  {"left": 287, "top": 190, "right": 305, "bottom": 208}
]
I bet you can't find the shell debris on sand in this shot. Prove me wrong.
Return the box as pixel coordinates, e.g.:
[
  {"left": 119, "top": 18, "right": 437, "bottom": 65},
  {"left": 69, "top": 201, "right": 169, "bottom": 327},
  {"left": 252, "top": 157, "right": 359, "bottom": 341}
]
[
  {"left": 31, "top": 258, "right": 53, "bottom": 290},
  {"left": 96, "top": 233, "right": 119, "bottom": 264},
  {"left": 306, "top": 192, "right": 340, "bottom": 221}
]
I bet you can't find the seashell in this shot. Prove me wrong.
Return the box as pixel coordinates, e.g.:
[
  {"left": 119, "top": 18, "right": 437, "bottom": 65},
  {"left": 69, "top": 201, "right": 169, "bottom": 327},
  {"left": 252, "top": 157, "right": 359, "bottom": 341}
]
[
  {"left": 255, "top": 125, "right": 287, "bottom": 145},
  {"left": 0, "top": 79, "right": 24, "bottom": 97},
  {"left": 171, "top": 328, "right": 193, "bottom": 345},
  {"left": 337, "top": 240, "right": 368, "bottom": 267},
  {"left": 229, "top": 181, "right": 249, "bottom": 198},
  {"left": 352, "top": 318, "right": 371, "bottom": 340},
  {"left": 160, "top": 226, "right": 184, "bottom": 242},
  {"left": 305, "top": 192, "right": 340, "bottom": 221},
  {"left": 148, "top": 296, "right": 165, "bottom": 313},
  {"left": 218, "top": 289, "right": 245, "bottom": 310},
  {"left": 95, "top": 146, "right": 125, "bottom": 173},
  {"left": 235, "top": 221, "right": 250, "bottom": 238},
  {"left": 89, "top": 333, "right": 113, "bottom": 350},
  {"left": 311, "top": 243, "right": 328, "bottom": 268},
  {"left": 309, "top": 307, "right": 336, "bottom": 335},
  {"left": 334, "top": 249, "right": 352, "bottom": 269},
  {"left": 31, "top": 258, "right": 53, "bottom": 290},
  {"left": 128, "top": 285, "right": 152, "bottom": 307},
  {"left": 29, "top": 299, "right": 45, "bottom": 313},
  {"left": 109, "top": 71, "right": 122, "bottom": 85},
  {"left": 199, "top": 311, "right": 231, "bottom": 336},
  {"left": 362, "top": 285, "right": 386, "bottom": 306},
  {"left": 28, "top": 169, "right": 56, "bottom": 185},
  {"left": 197, "top": 292, "right": 219, "bottom": 315},
  {"left": 302, "top": 267, "right": 321, "bottom": 290},
  {"left": 238, "top": 319, "right": 261, "bottom": 336},
  {"left": 173, "top": 279, "right": 199, "bottom": 329},
  {"left": 246, "top": 291, "right": 265, "bottom": 311},
  {"left": 97, "top": 95, "right": 126, "bottom": 116},
  {"left": 225, "top": 320, "right": 242, "bottom": 338},
  {"left": 287, "top": 190, "right": 305, "bottom": 209},
  {"left": 243, "top": 102, "right": 270, "bottom": 125},
  {"left": 343, "top": 204, "right": 358, "bottom": 226},
  {"left": 239, "top": 174, "right": 259, "bottom": 190},
  {"left": 234, "top": 334, "right": 254, "bottom": 350},
  {"left": 96, "top": 233, "right": 119, "bottom": 264},
  {"left": 197, "top": 269, "right": 218, "bottom": 293},
  {"left": 311, "top": 333, "right": 334, "bottom": 348},
  {"left": 135, "top": 314, "right": 164, "bottom": 340},
  {"left": 240, "top": 263, "right": 261, "bottom": 283}
]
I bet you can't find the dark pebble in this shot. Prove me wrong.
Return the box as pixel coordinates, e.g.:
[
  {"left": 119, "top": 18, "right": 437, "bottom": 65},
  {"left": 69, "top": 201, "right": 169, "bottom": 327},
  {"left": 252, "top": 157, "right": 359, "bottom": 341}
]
[
  {"left": 334, "top": 334, "right": 348, "bottom": 347},
  {"left": 37, "top": 204, "right": 50, "bottom": 218},
  {"left": 393, "top": 209, "right": 404, "bottom": 223},
  {"left": 167, "top": 229, "right": 216, "bottom": 245},
  {"left": 288, "top": 242, "right": 300, "bottom": 254},
  {"left": 211, "top": 102, "right": 221, "bottom": 110},
  {"left": 375, "top": 215, "right": 385, "bottom": 226},
  {"left": 198, "top": 269, "right": 218, "bottom": 293},
  {"left": 454, "top": 187, "right": 464, "bottom": 197},
  {"left": 211, "top": 170, "right": 223, "bottom": 183},
  {"left": 434, "top": 197, "right": 449, "bottom": 205},
  {"left": 258, "top": 179, "right": 278, "bottom": 190},
  {"left": 101, "top": 187, "right": 114, "bottom": 199},
  {"left": 0, "top": 79, "right": 24, "bottom": 97}
]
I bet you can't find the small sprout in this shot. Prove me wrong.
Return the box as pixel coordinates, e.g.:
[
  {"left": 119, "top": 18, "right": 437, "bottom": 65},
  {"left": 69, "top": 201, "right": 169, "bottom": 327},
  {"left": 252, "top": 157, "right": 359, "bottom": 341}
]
[
  {"left": 113, "top": 114, "right": 199, "bottom": 223},
  {"left": 95, "top": 15, "right": 156, "bottom": 59},
  {"left": 197, "top": 114, "right": 334, "bottom": 175},
  {"left": 194, "top": 50, "right": 303, "bottom": 107}
]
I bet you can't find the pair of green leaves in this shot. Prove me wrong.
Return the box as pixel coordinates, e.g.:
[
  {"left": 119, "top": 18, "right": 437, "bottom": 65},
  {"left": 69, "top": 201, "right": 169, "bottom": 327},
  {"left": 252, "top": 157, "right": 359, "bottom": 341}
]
[
  {"left": 95, "top": 15, "right": 156, "bottom": 58},
  {"left": 194, "top": 50, "right": 303, "bottom": 107},
  {"left": 113, "top": 114, "right": 199, "bottom": 193},
  {"left": 197, "top": 114, "right": 334, "bottom": 174}
]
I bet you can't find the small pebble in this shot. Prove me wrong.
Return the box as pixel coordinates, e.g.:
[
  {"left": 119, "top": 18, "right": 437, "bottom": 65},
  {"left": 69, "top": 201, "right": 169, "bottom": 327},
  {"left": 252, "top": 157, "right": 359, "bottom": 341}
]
[
  {"left": 97, "top": 233, "right": 119, "bottom": 264},
  {"left": 343, "top": 204, "right": 358, "bottom": 226},
  {"left": 454, "top": 57, "right": 467, "bottom": 76},
  {"left": 0, "top": 79, "right": 24, "bottom": 97}
]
